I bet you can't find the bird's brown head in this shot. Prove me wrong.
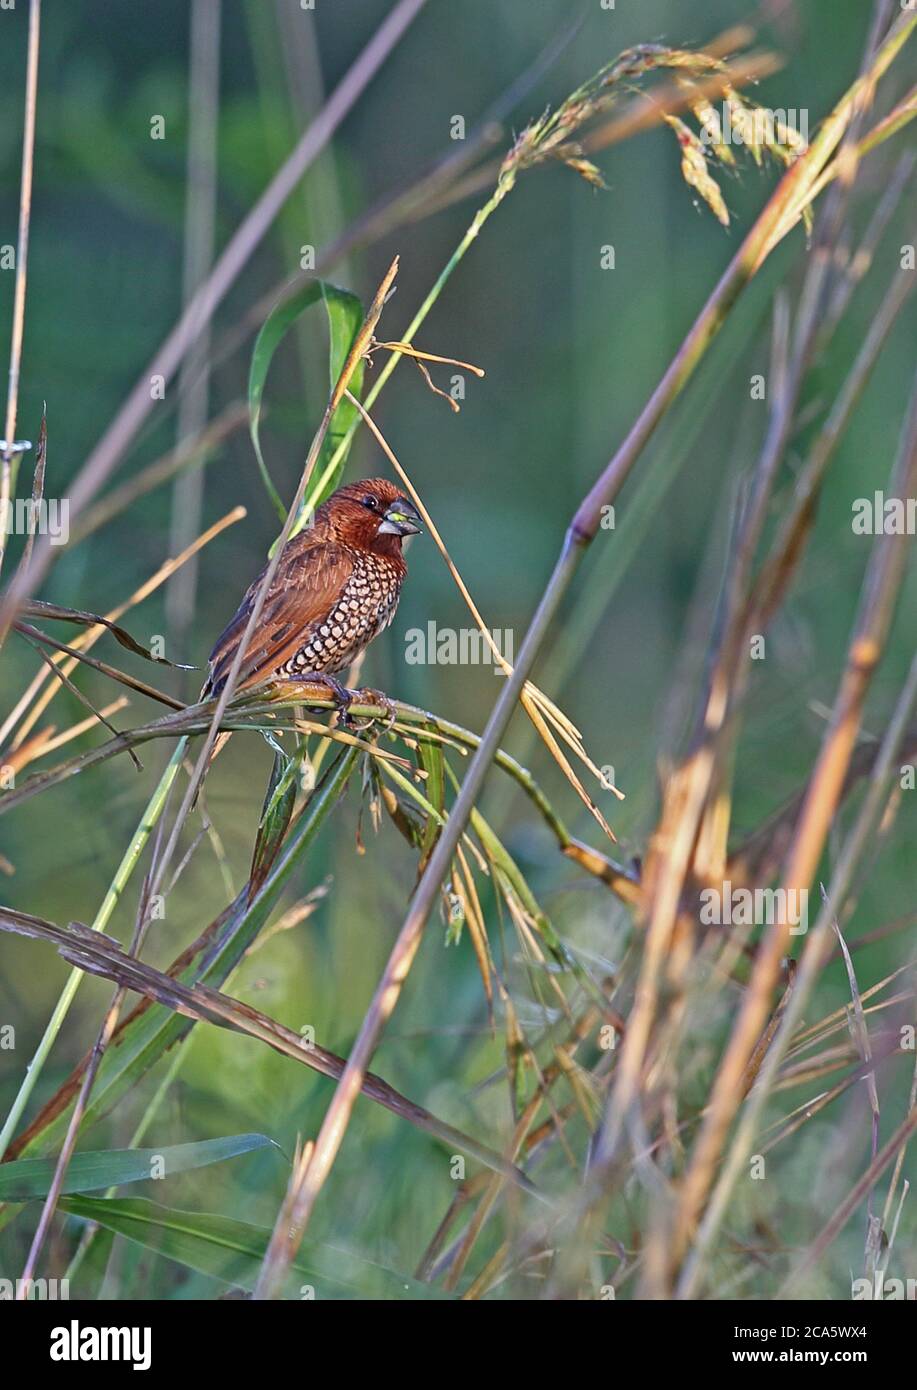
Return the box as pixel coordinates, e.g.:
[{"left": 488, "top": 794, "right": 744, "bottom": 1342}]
[{"left": 317, "top": 477, "right": 423, "bottom": 556}]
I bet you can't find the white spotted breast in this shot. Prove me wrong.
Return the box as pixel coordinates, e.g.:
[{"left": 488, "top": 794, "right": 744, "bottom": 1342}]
[{"left": 274, "top": 548, "right": 405, "bottom": 678}]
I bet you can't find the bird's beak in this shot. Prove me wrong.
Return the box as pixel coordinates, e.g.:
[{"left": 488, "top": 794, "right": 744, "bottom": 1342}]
[{"left": 378, "top": 498, "right": 423, "bottom": 536}]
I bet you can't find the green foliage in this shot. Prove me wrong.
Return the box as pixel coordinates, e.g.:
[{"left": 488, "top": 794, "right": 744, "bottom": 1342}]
[
  {"left": 248, "top": 280, "right": 364, "bottom": 523},
  {"left": 0, "top": 1134, "right": 278, "bottom": 1200},
  {"left": 60, "top": 1194, "right": 445, "bottom": 1299}
]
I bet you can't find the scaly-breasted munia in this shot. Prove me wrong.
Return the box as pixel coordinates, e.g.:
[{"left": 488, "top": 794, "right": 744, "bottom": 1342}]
[{"left": 202, "top": 478, "right": 422, "bottom": 707}]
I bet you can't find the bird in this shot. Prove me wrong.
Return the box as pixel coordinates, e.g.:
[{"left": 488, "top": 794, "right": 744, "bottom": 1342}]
[{"left": 202, "top": 477, "right": 423, "bottom": 714}]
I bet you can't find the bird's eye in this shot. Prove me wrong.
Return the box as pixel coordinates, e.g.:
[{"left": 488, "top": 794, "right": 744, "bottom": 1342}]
[{"left": 362, "top": 495, "right": 379, "bottom": 511}]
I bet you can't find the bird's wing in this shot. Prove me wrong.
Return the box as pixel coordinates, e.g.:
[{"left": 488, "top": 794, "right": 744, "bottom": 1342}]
[{"left": 204, "top": 535, "right": 354, "bottom": 696}]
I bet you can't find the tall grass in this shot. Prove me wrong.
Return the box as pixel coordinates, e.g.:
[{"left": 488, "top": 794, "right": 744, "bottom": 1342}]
[{"left": 0, "top": 2, "right": 915, "bottom": 1301}]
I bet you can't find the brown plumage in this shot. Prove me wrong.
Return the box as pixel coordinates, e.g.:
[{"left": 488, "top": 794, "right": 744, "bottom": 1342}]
[{"left": 202, "top": 478, "right": 422, "bottom": 703}]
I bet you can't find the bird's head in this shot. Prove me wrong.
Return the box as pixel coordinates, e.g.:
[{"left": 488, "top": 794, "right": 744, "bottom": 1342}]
[{"left": 321, "top": 478, "right": 423, "bottom": 555}]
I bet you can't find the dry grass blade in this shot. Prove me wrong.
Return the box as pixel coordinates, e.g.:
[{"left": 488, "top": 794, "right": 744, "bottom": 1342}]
[
  {"left": 0, "top": 0, "right": 41, "bottom": 588},
  {"left": 0, "top": 907, "right": 539, "bottom": 1197},
  {"left": 11, "top": 620, "right": 185, "bottom": 713},
  {"left": 787, "top": 966, "right": 915, "bottom": 1058},
  {"left": 69, "top": 403, "right": 247, "bottom": 548},
  {"left": 1, "top": 507, "right": 245, "bottom": 753},
  {"left": 830, "top": 906, "right": 881, "bottom": 1246},
  {"left": 675, "top": 636, "right": 917, "bottom": 1298},
  {"left": 3, "top": 698, "right": 128, "bottom": 773},
  {"left": 778, "top": 1108, "right": 917, "bottom": 1296},
  {"left": 877, "top": 1052, "right": 917, "bottom": 1282},
  {"left": 17, "top": 632, "right": 143, "bottom": 771}
]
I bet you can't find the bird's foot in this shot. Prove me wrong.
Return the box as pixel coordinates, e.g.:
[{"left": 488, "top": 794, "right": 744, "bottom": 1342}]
[
  {"left": 279, "top": 671, "right": 354, "bottom": 717},
  {"left": 275, "top": 674, "right": 397, "bottom": 732},
  {"left": 349, "top": 686, "right": 399, "bottom": 731}
]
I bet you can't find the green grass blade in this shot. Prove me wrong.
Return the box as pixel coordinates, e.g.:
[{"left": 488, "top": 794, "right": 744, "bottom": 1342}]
[
  {"left": 59, "top": 1195, "right": 447, "bottom": 1299},
  {"left": 249, "top": 279, "right": 363, "bottom": 523},
  {"left": 0, "top": 1134, "right": 278, "bottom": 1201}
]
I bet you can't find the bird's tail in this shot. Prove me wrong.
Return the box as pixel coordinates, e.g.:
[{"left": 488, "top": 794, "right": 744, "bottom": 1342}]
[
  {"left": 208, "top": 729, "right": 233, "bottom": 767},
  {"left": 198, "top": 672, "right": 233, "bottom": 772}
]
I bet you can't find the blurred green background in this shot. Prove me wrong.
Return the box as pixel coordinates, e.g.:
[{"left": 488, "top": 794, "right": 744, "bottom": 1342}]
[{"left": 0, "top": 0, "right": 913, "bottom": 1297}]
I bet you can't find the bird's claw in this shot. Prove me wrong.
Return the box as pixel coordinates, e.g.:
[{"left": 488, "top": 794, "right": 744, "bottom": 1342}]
[
  {"left": 270, "top": 674, "right": 397, "bottom": 732},
  {"left": 350, "top": 686, "right": 399, "bottom": 731},
  {"left": 279, "top": 672, "right": 353, "bottom": 717}
]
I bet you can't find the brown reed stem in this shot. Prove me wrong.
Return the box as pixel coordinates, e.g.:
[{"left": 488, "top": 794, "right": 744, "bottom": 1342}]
[
  {"left": 673, "top": 371, "right": 917, "bottom": 1281},
  {"left": 0, "top": 0, "right": 41, "bottom": 588}
]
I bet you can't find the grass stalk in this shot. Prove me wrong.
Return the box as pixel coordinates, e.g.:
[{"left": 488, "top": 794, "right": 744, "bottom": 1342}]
[
  {"left": 0, "top": 0, "right": 41, "bottom": 587},
  {"left": 672, "top": 373, "right": 917, "bottom": 1286},
  {"left": 0, "top": 741, "right": 185, "bottom": 1161}
]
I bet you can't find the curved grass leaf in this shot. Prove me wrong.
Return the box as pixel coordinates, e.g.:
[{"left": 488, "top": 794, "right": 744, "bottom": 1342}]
[
  {"left": 0, "top": 1134, "right": 277, "bottom": 1201},
  {"left": 20, "top": 600, "right": 195, "bottom": 668},
  {"left": 60, "top": 1195, "right": 446, "bottom": 1299},
  {"left": 249, "top": 280, "right": 364, "bottom": 524},
  {"left": 310, "top": 280, "right": 366, "bottom": 505}
]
